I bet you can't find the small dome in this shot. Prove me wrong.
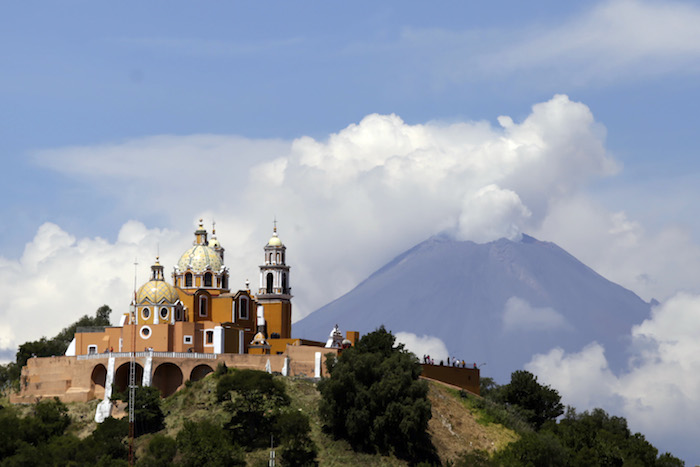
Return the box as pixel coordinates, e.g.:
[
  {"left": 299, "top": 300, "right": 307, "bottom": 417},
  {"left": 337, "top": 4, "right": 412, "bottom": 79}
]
[
  {"left": 209, "top": 237, "right": 221, "bottom": 249},
  {"left": 137, "top": 279, "right": 179, "bottom": 305},
  {"left": 177, "top": 244, "right": 222, "bottom": 273},
  {"left": 267, "top": 235, "right": 282, "bottom": 247}
]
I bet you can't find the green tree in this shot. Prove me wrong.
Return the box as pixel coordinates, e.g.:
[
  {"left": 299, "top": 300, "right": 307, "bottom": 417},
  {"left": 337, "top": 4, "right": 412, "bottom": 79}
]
[
  {"left": 318, "top": 326, "right": 436, "bottom": 463},
  {"left": 274, "top": 410, "right": 318, "bottom": 466},
  {"left": 494, "top": 431, "right": 568, "bottom": 467},
  {"left": 79, "top": 417, "right": 129, "bottom": 463},
  {"left": 177, "top": 419, "right": 244, "bottom": 467},
  {"left": 218, "top": 369, "right": 290, "bottom": 450},
  {"left": 137, "top": 434, "right": 177, "bottom": 467},
  {"left": 498, "top": 370, "right": 564, "bottom": 430},
  {"left": 544, "top": 407, "right": 685, "bottom": 467},
  {"left": 132, "top": 386, "right": 165, "bottom": 437}
]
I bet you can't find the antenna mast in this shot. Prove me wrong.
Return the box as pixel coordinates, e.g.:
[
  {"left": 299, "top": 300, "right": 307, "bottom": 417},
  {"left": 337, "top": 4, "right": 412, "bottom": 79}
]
[{"left": 129, "top": 258, "right": 138, "bottom": 466}]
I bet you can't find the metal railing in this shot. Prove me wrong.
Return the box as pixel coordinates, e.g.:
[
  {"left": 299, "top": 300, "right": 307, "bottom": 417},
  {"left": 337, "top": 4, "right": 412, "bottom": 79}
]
[{"left": 77, "top": 351, "right": 217, "bottom": 360}]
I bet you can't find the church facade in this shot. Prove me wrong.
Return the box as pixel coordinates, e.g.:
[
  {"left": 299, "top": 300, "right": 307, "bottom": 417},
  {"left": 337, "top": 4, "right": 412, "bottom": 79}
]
[{"left": 67, "top": 220, "right": 295, "bottom": 357}]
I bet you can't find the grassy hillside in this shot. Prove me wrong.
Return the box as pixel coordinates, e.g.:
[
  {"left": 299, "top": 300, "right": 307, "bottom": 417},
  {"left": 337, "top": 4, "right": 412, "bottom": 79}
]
[
  {"left": 141, "top": 374, "right": 515, "bottom": 465},
  {"left": 2, "top": 373, "right": 518, "bottom": 466}
]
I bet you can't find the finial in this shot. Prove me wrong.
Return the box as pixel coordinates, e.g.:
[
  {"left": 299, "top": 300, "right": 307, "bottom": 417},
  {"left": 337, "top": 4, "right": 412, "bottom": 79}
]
[
  {"left": 245, "top": 278, "right": 250, "bottom": 291},
  {"left": 273, "top": 217, "right": 277, "bottom": 234},
  {"left": 198, "top": 218, "right": 204, "bottom": 228},
  {"left": 212, "top": 220, "right": 216, "bottom": 235}
]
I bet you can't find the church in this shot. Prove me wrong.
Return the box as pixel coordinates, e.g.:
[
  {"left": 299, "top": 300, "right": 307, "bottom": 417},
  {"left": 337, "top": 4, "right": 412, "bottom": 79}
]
[
  {"left": 67, "top": 219, "right": 297, "bottom": 357},
  {"left": 12, "top": 220, "right": 357, "bottom": 403}
]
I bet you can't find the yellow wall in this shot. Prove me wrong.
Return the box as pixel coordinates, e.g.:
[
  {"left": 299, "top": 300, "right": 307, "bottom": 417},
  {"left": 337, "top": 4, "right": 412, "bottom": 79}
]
[{"left": 263, "top": 301, "right": 292, "bottom": 339}]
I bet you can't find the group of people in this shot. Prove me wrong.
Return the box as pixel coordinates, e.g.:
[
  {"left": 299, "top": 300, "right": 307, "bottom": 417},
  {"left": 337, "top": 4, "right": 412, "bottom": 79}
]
[{"left": 422, "top": 354, "right": 477, "bottom": 369}]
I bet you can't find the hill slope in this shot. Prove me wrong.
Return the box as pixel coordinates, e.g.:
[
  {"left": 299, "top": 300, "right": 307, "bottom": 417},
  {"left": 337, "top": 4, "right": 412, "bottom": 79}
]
[{"left": 294, "top": 234, "right": 651, "bottom": 381}]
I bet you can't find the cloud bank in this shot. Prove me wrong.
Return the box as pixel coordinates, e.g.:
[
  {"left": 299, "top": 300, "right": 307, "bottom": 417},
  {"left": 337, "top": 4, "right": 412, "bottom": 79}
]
[{"left": 526, "top": 294, "right": 700, "bottom": 463}]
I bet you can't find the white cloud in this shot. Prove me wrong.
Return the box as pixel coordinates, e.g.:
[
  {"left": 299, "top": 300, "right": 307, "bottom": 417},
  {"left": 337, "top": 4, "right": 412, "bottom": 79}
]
[
  {"left": 391, "top": 0, "right": 700, "bottom": 88},
  {"left": 526, "top": 294, "right": 700, "bottom": 462},
  {"left": 534, "top": 195, "right": 700, "bottom": 301},
  {"left": 25, "top": 95, "right": 619, "bottom": 330},
  {"left": 502, "top": 297, "right": 570, "bottom": 332},
  {"left": 484, "top": 0, "right": 700, "bottom": 80},
  {"left": 395, "top": 332, "right": 449, "bottom": 363},
  {"left": 0, "top": 221, "right": 188, "bottom": 363}
]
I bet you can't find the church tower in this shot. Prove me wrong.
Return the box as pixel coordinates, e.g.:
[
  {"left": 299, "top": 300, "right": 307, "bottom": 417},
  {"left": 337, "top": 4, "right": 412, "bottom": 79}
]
[{"left": 257, "top": 222, "right": 292, "bottom": 339}]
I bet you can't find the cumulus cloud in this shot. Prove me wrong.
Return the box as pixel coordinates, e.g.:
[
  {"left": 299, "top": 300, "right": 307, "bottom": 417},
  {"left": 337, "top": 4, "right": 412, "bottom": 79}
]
[
  {"left": 526, "top": 294, "right": 700, "bottom": 462},
  {"left": 25, "top": 95, "right": 618, "bottom": 327},
  {"left": 502, "top": 297, "right": 570, "bottom": 332},
  {"left": 395, "top": 332, "right": 449, "bottom": 363},
  {"left": 0, "top": 221, "right": 189, "bottom": 362}
]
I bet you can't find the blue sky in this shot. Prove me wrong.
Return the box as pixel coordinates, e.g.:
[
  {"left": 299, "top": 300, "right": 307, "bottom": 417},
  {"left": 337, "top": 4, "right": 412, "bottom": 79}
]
[
  {"left": 3, "top": 1, "right": 700, "bottom": 254},
  {"left": 3, "top": 1, "right": 700, "bottom": 462}
]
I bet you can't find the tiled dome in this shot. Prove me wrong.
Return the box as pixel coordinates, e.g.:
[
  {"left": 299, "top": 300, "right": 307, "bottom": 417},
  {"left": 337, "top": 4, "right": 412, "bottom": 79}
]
[
  {"left": 177, "top": 244, "right": 222, "bottom": 273},
  {"left": 136, "top": 279, "right": 179, "bottom": 304}
]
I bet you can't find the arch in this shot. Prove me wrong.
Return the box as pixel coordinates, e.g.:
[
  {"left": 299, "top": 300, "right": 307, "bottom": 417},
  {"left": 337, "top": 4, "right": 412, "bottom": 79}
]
[
  {"left": 204, "top": 272, "right": 212, "bottom": 287},
  {"left": 114, "top": 362, "right": 144, "bottom": 394},
  {"left": 185, "top": 273, "right": 193, "bottom": 287},
  {"left": 190, "top": 364, "right": 214, "bottom": 382},
  {"left": 91, "top": 364, "right": 107, "bottom": 398},
  {"left": 198, "top": 295, "right": 208, "bottom": 318},
  {"left": 152, "top": 363, "right": 183, "bottom": 397},
  {"left": 282, "top": 273, "right": 288, "bottom": 294},
  {"left": 266, "top": 272, "right": 273, "bottom": 293},
  {"left": 276, "top": 252, "right": 280, "bottom": 264},
  {"left": 239, "top": 297, "right": 249, "bottom": 320},
  {"left": 222, "top": 275, "right": 228, "bottom": 290}
]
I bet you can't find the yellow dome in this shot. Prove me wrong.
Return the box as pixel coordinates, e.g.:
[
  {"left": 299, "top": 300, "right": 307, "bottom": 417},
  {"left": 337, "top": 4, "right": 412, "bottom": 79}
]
[
  {"left": 136, "top": 280, "right": 179, "bottom": 304},
  {"left": 177, "top": 244, "right": 222, "bottom": 273},
  {"left": 267, "top": 235, "right": 282, "bottom": 247},
  {"left": 209, "top": 237, "right": 221, "bottom": 248}
]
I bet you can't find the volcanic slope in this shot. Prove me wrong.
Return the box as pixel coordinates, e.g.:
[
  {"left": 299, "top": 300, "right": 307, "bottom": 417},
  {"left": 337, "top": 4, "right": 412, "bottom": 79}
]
[{"left": 294, "top": 234, "right": 651, "bottom": 382}]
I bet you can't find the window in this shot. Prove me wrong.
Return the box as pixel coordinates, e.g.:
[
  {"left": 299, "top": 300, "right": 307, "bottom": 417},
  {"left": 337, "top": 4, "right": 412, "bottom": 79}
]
[
  {"left": 160, "top": 307, "right": 168, "bottom": 319},
  {"left": 276, "top": 253, "right": 280, "bottom": 264},
  {"left": 205, "top": 330, "right": 214, "bottom": 345},
  {"left": 199, "top": 296, "right": 207, "bottom": 317},
  {"left": 239, "top": 297, "right": 249, "bottom": 320},
  {"left": 184, "top": 335, "right": 193, "bottom": 344},
  {"left": 142, "top": 308, "right": 150, "bottom": 320},
  {"left": 222, "top": 275, "right": 228, "bottom": 289},
  {"left": 266, "top": 273, "right": 273, "bottom": 293},
  {"left": 140, "top": 326, "right": 151, "bottom": 339},
  {"left": 204, "top": 272, "right": 212, "bottom": 287},
  {"left": 282, "top": 273, "right": 288, "bottom": 294},
  {"left": 175, "top": 307, "right": 182, "bottom": 321},
  {"left": 185, "top": 273, "right": 193, "bottom": 287},
  {"left": 87, "top": 345, "right": 97, "bottom": 355}
]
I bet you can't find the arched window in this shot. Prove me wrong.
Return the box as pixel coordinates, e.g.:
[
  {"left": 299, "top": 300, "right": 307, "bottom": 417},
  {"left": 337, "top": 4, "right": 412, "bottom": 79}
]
[
  {"left": 205, "top": 330, "right": 214, "bottom": 345},
  {"left": 160, "top": 307, "right": 168, "bottom": 319},
  {"left": 239, "top": 297, "right": 249, "bottom": 320},
  {"left": 266, "top": 273, "right": 274, "bottom": 293},
  {"left": 276, "top": 253, "right": 280, "bottom": 264},
  {"left": 222, "top": 275, "right": 228, "bottom": 290},
  {"left": 185, "top": 273, "right": 193, "bottom": 287},
  {"left": 199, "top": 296, "right": 207, "bottom": 318},
  {"left": 204, "top": 272, "right": 212, "bottom": 287},
  {"left": 142, "top": 308, "right": 151, "bottom": 320},
  {"left": 175, "top": 307, "right": 182, "bottom": 321},
  {"left": 282, "top": 273, "right": 288, "bottom": 294}
]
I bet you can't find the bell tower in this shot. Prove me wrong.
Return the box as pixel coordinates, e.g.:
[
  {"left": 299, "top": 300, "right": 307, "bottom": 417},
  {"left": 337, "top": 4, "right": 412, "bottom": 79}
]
[{"left": 257, "top": 222, "right": 292, "bottom": 339}]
